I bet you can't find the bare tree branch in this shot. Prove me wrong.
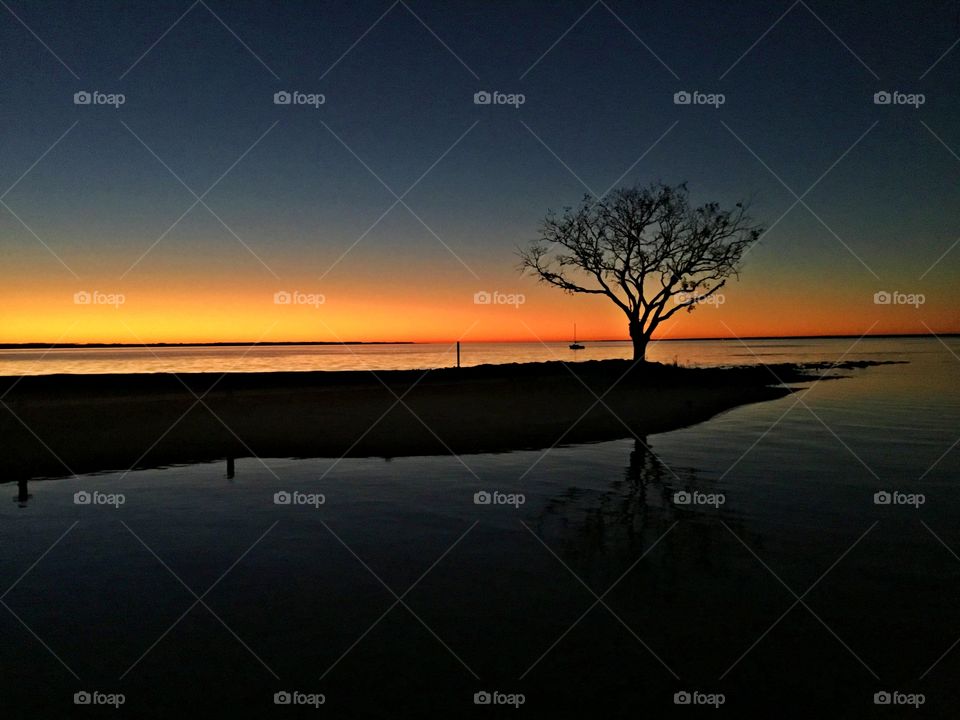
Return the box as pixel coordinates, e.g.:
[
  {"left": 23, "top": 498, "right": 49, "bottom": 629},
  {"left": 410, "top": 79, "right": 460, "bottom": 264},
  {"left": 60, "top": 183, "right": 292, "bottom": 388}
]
[{"left": 518, "top": 182, "right": 763, "bottom": 360}]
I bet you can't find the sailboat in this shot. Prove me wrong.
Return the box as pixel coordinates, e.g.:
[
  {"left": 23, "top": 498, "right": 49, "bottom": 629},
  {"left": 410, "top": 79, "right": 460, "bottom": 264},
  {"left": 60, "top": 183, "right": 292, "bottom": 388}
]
[{"left": 569, "top": 323, "right": 585, "bottom": 350}]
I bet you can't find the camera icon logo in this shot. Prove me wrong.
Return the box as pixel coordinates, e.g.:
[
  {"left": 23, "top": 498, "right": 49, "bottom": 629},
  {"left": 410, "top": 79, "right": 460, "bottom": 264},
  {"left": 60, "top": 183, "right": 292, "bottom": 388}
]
[
  {"left": 873, "top": 91, "right": 892, "bottom": 105},
  {"left": 74, "top": 91, "right": 92, "bottom": 105},
  {"left": 274, "top": 91, "right": 292, "bottom": 105},
  {"left": 274, "top": 491, "right": 292, "bottom": 505},
  {"left": 74, "top": 290, "right": 92, "bottom": 305},
  {"left": 274, "top": 290, "right": 292, "bottom": 305},
  {"left": 473, "top": 91, "right": 492, "bottom": 105},
  {"left": 873, "top": 290, "right": 891, "bottom": 305},
  {"left": 473, "top": 691, "right": 492, "bottom": 704},
  {"left": 474, "top": 491, "right": 492, "bottom": 505},
  {"left": 74, "top": 490, "right": 92, "bottom": 505},
  {"left": 74, "top": 691, "right": 92, "bottom": 704},
  {"left": 674, "top": 691, "right": 692, "bottom": 705},
  {"left": 673, "top": 491, "right": 691, "bottom": 505},
  {"left": 274, "top": 691, "right": 292, "bottom": 705},
  {"left": 673, "top": 91, "right": 691, "bottom": 105},
  {"left": 874, "top": 691, "right": 891, "bottom": 705},
  {"left": 473, "top": 291, "right": 492, "bottom": 305},
  {"left": 873, "top": 491, "right": 891, "bottom": 505}
]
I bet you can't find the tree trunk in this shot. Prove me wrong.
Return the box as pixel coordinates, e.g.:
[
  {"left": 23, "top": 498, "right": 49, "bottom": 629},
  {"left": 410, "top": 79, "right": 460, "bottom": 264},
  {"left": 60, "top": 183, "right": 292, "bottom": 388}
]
[{"left": 629, "top": 322, "right": 648, "bottom": 362}]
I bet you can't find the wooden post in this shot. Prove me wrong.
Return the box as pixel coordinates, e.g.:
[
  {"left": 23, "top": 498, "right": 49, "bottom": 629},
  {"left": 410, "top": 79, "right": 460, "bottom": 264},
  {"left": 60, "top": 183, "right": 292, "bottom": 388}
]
[
  {"left": 226, "top": 456, "right": 235, "bottom": 479},
  {"left": 456, "top": 341, "right": 460, "bottom": 368}
]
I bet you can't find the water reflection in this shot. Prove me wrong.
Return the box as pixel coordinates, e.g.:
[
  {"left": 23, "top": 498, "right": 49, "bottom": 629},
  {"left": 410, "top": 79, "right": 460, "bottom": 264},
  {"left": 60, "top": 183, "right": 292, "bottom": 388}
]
[
  {"left": 0, "top": 337, "right": 924, "bottom": 376},
  {"left": 537, "top": 438, "right": 692, "bottom": 555},
  {"left": 534, "top": 437, "right": 758, "bottom": 578}
]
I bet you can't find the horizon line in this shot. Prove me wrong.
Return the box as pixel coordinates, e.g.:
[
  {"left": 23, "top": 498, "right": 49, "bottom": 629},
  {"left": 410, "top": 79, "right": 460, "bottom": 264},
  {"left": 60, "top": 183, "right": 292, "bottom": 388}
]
[{"left": 1, "top": 332, "right": 958, "bottom": 350}]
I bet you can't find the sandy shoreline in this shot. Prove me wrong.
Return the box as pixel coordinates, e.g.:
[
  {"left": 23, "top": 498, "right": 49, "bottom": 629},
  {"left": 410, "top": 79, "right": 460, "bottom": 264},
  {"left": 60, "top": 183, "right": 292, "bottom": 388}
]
[{"left": 0, "top": 360, "right": 892, "bottom": 482}]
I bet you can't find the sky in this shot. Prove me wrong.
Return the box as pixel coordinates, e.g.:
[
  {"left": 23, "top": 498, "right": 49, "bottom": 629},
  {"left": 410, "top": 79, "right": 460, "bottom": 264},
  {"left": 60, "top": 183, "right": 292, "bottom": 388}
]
[{"left": 1, "top": 0, "right": 958, "bottom": 344}]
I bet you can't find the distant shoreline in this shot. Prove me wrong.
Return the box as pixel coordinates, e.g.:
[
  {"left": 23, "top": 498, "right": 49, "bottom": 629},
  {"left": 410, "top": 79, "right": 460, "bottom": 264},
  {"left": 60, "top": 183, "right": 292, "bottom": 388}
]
[
  {"left": 0, "top": 333, "right": 955, "bottom": 350},
  {"left": 0, "top": 341, "right": 415, "bottom": 349}
]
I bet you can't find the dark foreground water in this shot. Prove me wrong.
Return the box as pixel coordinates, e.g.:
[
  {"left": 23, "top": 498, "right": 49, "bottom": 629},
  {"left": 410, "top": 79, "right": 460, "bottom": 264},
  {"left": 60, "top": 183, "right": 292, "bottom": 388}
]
[{"left": 2, "top": 338, "right": 959, "bottom": 717}]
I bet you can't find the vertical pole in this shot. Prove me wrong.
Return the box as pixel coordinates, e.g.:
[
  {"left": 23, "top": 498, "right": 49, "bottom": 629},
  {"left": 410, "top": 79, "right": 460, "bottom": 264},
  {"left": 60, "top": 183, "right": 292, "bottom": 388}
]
[
  {"left": 226, "top": 456, "right": 235, "bottom": 479},
  {"left": 456, "top": 341, "right": 461, "bottom": 368}
]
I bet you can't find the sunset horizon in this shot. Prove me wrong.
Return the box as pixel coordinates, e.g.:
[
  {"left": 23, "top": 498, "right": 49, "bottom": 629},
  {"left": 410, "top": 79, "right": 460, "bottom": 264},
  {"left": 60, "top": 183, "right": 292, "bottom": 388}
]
[
  {"left": 3, "top": 275, "right": 956, "bottom": 345},
  {"left": 2, "top": 328, "right": 959, "bottom": 347},
  {"left": 3, "top": 1, "right": 959, "bottom": 716}
]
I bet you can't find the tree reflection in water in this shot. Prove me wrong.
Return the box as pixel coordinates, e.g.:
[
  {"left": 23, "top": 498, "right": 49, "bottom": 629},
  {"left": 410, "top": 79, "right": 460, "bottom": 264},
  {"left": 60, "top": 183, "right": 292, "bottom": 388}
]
[{"left": 532, "top": 437, "right": 753, "bottom": 580}]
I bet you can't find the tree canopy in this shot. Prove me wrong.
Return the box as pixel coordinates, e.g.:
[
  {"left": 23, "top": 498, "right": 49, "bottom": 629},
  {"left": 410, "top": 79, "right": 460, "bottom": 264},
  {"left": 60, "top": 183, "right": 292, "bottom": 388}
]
[{"left": 519, "top": 182, "right": 763, "bottom": 360}]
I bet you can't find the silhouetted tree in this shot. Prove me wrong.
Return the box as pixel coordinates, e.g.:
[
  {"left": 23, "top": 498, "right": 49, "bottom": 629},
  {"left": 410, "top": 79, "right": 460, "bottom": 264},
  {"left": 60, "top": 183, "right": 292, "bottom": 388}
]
[{"left": 519, "top": 182, "right": 763, "bottom": 361}]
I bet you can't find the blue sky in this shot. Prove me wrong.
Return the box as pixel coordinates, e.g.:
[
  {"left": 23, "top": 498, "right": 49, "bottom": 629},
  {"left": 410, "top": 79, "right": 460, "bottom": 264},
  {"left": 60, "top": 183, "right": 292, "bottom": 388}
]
[{"left": 1, "top": 0, "right": 958, "bottom": 341}]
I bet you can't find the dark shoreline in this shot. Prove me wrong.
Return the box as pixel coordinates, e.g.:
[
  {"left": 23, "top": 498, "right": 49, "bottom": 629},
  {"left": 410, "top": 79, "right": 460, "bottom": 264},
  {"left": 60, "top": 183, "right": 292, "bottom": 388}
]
[{"left": 0, "top": 360, "right": 900, "bottom": 482}]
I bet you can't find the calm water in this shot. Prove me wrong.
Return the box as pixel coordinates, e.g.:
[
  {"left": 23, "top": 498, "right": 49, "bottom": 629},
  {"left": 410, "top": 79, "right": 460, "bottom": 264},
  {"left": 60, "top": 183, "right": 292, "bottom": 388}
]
[
  {"left": 2, "top": 337, "right": 959, "bottom": 716},
  {"left": 0, "top": 337, "right": 929, "bottom": 375}
]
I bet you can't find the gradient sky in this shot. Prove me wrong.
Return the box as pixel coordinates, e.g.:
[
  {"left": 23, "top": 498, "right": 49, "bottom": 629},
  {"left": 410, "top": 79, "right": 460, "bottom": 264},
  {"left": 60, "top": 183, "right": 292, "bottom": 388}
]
[{"left": 1, "top": 0, "right": 958, "bottom": 344}]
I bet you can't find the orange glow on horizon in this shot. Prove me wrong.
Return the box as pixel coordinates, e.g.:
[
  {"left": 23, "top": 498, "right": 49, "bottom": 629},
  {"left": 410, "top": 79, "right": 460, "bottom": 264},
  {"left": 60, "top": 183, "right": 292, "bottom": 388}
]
[{"left": 2, "top": 254, "right": 958, "bottom": 345}]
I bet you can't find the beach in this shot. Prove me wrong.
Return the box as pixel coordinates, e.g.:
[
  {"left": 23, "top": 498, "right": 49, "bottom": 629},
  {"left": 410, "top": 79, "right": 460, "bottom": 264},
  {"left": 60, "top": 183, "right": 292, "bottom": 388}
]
[{"left": 0, "top": 359, "right": 892, "bottom": 482}]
